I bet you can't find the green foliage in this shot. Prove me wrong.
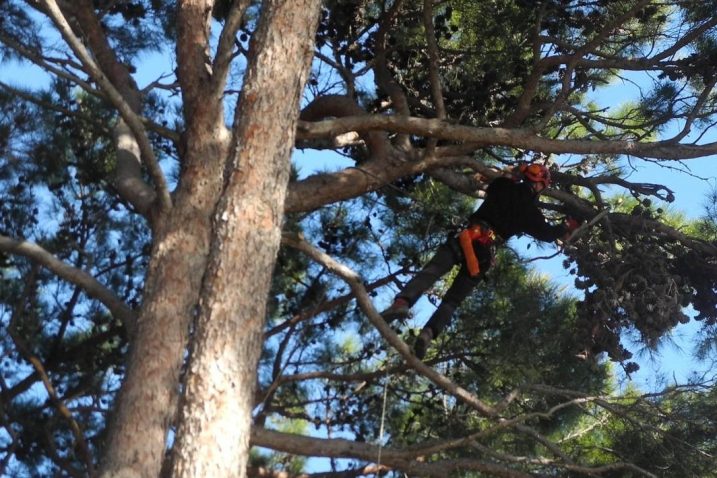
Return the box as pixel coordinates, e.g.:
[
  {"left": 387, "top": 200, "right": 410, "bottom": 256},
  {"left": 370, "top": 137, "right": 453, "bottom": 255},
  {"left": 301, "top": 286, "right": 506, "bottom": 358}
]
[
  {"left": 0, "top": 77, "right": 145, "bottom": 474},
  {"left": 569, "top": 386, "right": 717, "bottom": 478},
  {"left": 0, "top": 2, "right": 42, "bottom": 61},
  {"left": 1, "top": 0, "right": 716, "bottom": 476}
]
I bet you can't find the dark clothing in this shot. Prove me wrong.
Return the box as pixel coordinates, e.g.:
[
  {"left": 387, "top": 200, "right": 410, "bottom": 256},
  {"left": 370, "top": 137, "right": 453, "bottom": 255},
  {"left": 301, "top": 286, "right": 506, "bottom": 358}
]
[
  {"left": 397, "top": 177, "right": 567, "bottom": 338},
  {"left": 468, "top": 177, "right": 566, "bottom": 242},
  {"left": 397, "top": 239, "right": 488, "bottom": 336}
]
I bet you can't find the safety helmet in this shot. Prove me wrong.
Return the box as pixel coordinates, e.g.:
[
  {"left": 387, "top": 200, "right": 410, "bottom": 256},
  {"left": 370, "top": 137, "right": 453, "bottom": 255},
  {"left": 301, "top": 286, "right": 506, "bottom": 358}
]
[{"left": 519, "top": 163, "right": 551, "bottom": 188}]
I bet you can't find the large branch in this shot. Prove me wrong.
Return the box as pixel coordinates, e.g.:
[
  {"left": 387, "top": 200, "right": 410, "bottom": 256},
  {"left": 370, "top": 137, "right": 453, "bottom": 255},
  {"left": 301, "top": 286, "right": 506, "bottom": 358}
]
[
  {"left": 285, "top": 152, "right": 483, "bottom": 214},
  {"left": 247, "top": 464, "right": 387, "bottom": 478},
  {"left": 0, "top": 234, "right": 135, "bottom": 333},
  {"left": 297, "top": 115, "right": 717, "bottom": 159},
  {"left": 252, "top": 427, "right": 657, "bottom": 477},
  {"left": 176, "top": 0, "right": 218, "bottom": 121},
  {"left": 174, "top": 0, "right": 233, "bottom": 193},
  {"left": 210, "top": 0, "right": 251, "bottom": 98},
  {"left": 40, "top": 0, "right": 170, "bottom": 215},
  {"left": 251, "top": 427, "right": 532, "bottom": 478}
]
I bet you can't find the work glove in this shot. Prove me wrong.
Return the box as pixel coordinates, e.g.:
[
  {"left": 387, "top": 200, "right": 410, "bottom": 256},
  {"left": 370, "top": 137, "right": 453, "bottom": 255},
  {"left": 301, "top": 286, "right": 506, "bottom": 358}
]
[
  {"left": 565, "top": 217, "right": 581, "bottom": 233},
  {"left": 562, "top": 217, "right": 583, "bottom": 242}
]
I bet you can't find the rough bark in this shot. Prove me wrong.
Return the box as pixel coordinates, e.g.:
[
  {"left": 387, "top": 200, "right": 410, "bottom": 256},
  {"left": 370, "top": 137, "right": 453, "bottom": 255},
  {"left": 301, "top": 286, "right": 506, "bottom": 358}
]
[
  {"left": 169, "top": 1, "right": 321, "bottom": 477},
  {"left": 99, "top": 131, "right": 230, "bottom": 478},
  {"left": 98, "top": 0, "right": 232, "bottom": 475}
]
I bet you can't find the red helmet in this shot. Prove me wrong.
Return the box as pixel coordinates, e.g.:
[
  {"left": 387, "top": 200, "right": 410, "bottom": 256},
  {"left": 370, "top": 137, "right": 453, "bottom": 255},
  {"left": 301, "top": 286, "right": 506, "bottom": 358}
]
[{"left": 519, "top": 163, "right": 551, "bottom": 188}]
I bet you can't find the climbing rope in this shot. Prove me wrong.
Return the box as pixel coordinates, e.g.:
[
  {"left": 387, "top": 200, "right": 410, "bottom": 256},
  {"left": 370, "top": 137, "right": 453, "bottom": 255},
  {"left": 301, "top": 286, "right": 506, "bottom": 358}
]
[{"left": 375, "top": 366, "right": 390, "bottom": 475}]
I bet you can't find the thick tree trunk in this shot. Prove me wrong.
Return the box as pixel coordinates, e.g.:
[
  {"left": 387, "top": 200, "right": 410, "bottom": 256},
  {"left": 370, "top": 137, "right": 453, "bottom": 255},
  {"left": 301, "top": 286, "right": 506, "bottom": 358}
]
[
  {"left": 169, "top": 2, "right": 321, "bottom": 477},
  {"left": 98, "top": 0, "right": 237, "bottom": 474},
  {"left": 99, "top": 124, "right": 230, "bottom": 478}
]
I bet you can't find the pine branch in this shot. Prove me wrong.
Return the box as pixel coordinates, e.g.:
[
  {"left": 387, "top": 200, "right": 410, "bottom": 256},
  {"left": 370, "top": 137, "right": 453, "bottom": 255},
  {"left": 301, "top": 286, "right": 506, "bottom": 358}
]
[
  {"left": 282, "top": 233, "right": 498, "bottom": 417},
  {"left": 0, "top": 234, "right": 135, "bottom": 333},
  {"left": 40, "top": 0, "right": 171, "bottom": 214}
]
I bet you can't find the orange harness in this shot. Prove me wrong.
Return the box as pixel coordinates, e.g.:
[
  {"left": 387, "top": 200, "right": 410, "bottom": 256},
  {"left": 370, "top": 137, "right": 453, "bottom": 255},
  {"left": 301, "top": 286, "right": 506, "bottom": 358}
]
[{"left": 458, "top": 223, "right": 498, "bottom": 277}]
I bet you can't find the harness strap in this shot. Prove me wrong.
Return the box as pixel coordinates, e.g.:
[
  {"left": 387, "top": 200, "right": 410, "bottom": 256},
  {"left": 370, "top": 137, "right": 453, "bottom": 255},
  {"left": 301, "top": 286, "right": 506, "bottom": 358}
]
[
  {"left": 458, "top": 222, "right": 499, "bottom": 277},
  {"left": 458, "top": 229, "right": 480, "bottom": 276}
]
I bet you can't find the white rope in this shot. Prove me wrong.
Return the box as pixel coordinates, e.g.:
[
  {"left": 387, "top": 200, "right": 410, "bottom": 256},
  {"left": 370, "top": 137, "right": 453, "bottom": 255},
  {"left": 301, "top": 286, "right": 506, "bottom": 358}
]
[{"left": 375, "top": 367, "right": 390, "bottom": 476}]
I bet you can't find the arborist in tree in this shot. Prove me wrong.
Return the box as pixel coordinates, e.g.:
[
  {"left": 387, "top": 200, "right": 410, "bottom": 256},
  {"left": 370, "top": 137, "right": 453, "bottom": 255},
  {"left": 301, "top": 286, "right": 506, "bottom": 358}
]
[{"left": 381, "top": 163, "right": 581, "bottom": 359}]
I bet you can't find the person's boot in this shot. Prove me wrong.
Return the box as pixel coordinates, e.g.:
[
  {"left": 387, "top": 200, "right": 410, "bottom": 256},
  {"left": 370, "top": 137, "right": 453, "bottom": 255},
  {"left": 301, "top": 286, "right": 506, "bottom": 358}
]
[
  {"left": 380, "top": 298, "right": 410, "bottom": 323},
  {"left": 413, "top": 328, "right": 434, "bottom": 360}
]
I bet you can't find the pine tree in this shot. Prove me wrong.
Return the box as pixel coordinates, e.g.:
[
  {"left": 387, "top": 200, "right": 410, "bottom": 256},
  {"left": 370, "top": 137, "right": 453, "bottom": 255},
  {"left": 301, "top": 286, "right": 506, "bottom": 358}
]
[{"left": 0, "top": 1, "right": 716, "bottom": 477}]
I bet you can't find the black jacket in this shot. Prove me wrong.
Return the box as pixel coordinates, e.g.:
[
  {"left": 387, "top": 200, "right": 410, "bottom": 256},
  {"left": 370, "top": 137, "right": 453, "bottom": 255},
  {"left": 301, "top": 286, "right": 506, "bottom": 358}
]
[{"left": 468, "top": 177, "right": 566, "bottom": 242}]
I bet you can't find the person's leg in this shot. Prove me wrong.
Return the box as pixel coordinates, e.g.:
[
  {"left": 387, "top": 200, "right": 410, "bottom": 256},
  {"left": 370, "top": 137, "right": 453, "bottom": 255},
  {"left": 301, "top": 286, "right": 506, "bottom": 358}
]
[
  {"left": 415, "top": 245, "right": 492, "bottom": 358},
  {"left": 381, "top": 240, "right": 459, "bottom": 322},
  {"left": 399, "top": 241, "right": 460, "bottom": 305},
  {"left": 415, "top": 267, "right": 482, "bottom": 357}
]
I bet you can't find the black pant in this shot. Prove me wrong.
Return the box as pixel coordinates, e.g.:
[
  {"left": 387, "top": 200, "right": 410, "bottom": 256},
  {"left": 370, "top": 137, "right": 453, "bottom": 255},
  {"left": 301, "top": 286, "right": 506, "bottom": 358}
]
[{"left": 397, "top": 237, "right": 493, "bottom": 338}]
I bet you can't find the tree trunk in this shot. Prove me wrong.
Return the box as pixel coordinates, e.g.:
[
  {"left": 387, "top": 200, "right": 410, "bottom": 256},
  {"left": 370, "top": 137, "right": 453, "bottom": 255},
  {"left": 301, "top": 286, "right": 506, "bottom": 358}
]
[
  {"left": 99, "top": 123, "right": 230, "bottom": 478},
  {"left": 99, "top": 0, "right": 232, "bottom": 467},
  {"left": 169, "top": 1, "right": 321, "bottom": 477}
]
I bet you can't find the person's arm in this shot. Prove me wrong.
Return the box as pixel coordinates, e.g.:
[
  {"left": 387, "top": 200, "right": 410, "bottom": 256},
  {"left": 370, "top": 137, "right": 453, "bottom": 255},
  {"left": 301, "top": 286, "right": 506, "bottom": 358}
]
[
  {"left": 561, "top": 217, "right": 582, "bottom": 241},
  {"left": 521, "top": 201, "right": 569, "bottom": 242}
]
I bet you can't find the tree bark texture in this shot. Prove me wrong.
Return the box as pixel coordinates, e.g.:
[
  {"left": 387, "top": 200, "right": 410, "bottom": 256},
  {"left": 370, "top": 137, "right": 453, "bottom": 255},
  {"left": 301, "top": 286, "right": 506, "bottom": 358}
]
[
  {"left": 99, "top": 0, "right": 232, "bottom": 474},
  {"left": 99, "top": 125, "right": 231, "bottom": 478},
  {"left": 169, "top": 1, "right": 321, "bottom": 477}
]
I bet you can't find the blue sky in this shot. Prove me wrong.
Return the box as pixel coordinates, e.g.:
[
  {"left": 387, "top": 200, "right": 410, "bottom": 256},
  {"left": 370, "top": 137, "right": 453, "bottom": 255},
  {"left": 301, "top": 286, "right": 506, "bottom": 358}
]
[{"left": 3, "top": 36, "right": 716, "bottom": 393}]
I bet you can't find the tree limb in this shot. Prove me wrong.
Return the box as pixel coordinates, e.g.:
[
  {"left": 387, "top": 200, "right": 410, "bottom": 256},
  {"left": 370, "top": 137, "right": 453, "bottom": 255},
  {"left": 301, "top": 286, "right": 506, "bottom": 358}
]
[
  {"left": 210, "top": 0, "right": 251, "bottom": 99},
  {"left": 297, "top": 114, "right": 717, "bottom": 159},
  {"left": 282, "top": 233, "right": 498, "bottom": 417},
  {"left": 0, "top": 234, "right": 136, "bottom": 333},
  {"left": 41, "top": 0, "right": 170, "bottom": 214},
  {"left": 251, "top": 427, "right": 533, "bottom": 478}
]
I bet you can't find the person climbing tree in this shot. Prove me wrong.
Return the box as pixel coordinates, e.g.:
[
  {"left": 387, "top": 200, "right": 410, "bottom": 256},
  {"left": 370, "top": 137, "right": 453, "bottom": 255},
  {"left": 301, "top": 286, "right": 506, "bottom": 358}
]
[{"left": 381, "top": 163, "right": 581, "bottom": 359}]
